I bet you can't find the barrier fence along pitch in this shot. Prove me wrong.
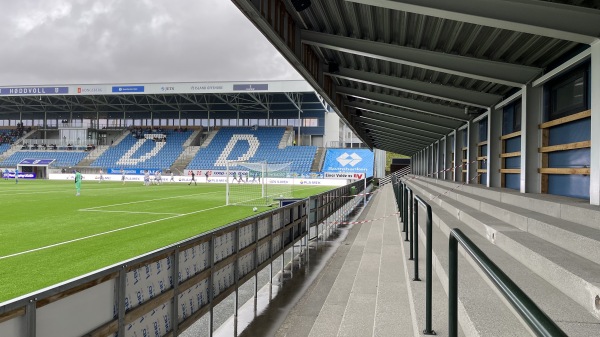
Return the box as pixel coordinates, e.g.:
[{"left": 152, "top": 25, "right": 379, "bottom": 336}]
[{"left": 0, "top": 179, "right": 368, "bottom": 337}]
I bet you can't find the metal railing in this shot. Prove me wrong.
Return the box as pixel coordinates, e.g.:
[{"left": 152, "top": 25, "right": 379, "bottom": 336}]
[
  {"left": 412, "top": 194, "right": 435, "bottom": 335},
  {"left": 393, "top": 178, "right": 567, "bottom": 337},
  {"left": 449, "top": 228, "right": 567, "bottom": 337}
]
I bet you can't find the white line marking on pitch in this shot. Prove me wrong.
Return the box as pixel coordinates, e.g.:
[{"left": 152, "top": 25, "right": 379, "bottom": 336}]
[
  {"left": 0, "top": 204, "right": 228, "bottom": 261},
  {"left": 80, "top": 191, "right": 222, "bottom": 210},
  {"left": 79, "top": 210, "right": 183, "bottom": 215}
]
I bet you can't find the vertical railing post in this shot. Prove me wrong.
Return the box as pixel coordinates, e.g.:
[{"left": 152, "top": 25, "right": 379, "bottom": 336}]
[
  {"left": 399, "top": 181, "right": 405, "bottom": 232},
  {"left": 405, "top": 187, "right": 410, "bottom": 242},
  {"left": 411, "top": 197, "right": 419, "bottom": 276},
  {"left": 413, "top": 194, "right": 435, "bottom": 335},
  {"left": 424, "top": 203, "right": 435, "bottom": 335},
  {"left": 449, "top": 233, "right": 459, "bottom": 337}
]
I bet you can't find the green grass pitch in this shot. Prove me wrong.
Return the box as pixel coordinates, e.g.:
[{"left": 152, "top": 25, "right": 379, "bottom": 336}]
[{"left": 0, "top": 179, "right": 332, "bottom": 302}]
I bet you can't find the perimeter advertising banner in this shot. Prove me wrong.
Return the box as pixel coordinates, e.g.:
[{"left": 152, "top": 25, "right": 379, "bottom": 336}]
[
  {"left": 322, "top": 149, "right": 374, "bottom": 178},
  {"left": 3, "top": 172, "right": 36, "bottom": 179},
  {"left": 107, "top": 168, "right": 161, "bottom": 175}
]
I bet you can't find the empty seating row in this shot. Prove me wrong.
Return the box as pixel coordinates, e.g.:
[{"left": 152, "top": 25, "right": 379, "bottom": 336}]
[
  {"left": 0, "top": 151, "right": 89, "bottom": 167},
  {"left": 91, "top": 130, "right": 192, "bottom": 169},
  {"left": 187, "top": 127, "right": 317, "bottom": 173}
]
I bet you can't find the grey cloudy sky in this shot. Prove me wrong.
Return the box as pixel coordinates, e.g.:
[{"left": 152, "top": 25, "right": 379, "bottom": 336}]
[{"left": 0, "top": 0, "right": 302, "bottom": 86}]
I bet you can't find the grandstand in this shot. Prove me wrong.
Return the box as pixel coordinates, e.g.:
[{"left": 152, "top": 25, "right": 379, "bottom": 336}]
[
  {"left": 0, "top": 151, "right": 88, "bottom": 168},
  {"left": 0, "top": 143, "right": 10, "bottom": 156},
  {"left": 91, "top": 129, "right": 193, "bottom": 170},
  {"left": 187, "top": 127, "right": 317, "bottom": 174}
]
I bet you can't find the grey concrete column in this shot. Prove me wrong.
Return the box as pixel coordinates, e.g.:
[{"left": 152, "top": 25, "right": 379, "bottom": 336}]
[
  {"left": 441, "top": 137, "right": 446, "bottom": 180},
  {"left": 484, "top": 110, "right": 491, "bottom": 187},
  {"left": 489, "top": 107, "right": 502, "bottom": 187},
  {"left": 522, "top": 84, "right": 543, "bottom": 193},
  {"left": 591, "top": 41, "right": 600, "bottom": 205},
  {"left": 469, "top": 119, "right": 477, "bottom": 183},
  {"left": 456, "top": 128, "right": 464, "bottom": 182},
  {"left": 430, "top": 143, "right": 434, "bottom": 177}
]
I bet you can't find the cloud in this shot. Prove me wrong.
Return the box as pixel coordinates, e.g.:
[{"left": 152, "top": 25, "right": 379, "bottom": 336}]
[{"left": 0, "top": 0, "right": 302, "bottom": 85}]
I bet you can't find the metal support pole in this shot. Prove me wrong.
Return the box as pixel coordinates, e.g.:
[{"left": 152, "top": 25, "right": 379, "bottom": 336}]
[
  {"left": 411, "top": 197, "right": 418, "bottom": 273},
  {"left": 401, "top": 182, "right": 405, "bottom": 232},
  {"left": 363, "top": 177, "right": 367, "bottom": 205},
  {"left": 404, "top": 187, "right": 410, "bottom": 241},
  {"left": 170, "top": 251, "right": 180, "bottom": 336},
  {"left": 424, "top": 202, "right": 435, "bottom": 335},
  {"left": 117, "top": 266, "right": 127, "bottom": 337},
  {"left": 413, "top": 195, "right": 435, "bottom": 334},
  {"left": 25, "top": 298, "right": 36, "bottom": 337},
  {"left": 449, "top": 234, "right": 459, "bottom": 337}
]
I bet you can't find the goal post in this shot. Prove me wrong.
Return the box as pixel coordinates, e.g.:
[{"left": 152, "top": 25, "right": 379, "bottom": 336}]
[{"left": 225, "top": 161, "right": 293, "bottom": 206}]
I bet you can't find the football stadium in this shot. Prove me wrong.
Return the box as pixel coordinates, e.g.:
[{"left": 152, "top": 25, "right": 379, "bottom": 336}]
[{"left": 3, "top": 0, "right": 600, "bottom": 337}]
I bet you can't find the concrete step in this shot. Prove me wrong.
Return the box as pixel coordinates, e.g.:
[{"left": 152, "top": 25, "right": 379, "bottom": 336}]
[
  {"left": 401, "top": 196, "right": 531, "bottom": 336},
  {"left": 412, "top": 177, "right": 600, "bottom": 265},
  {"left": 334, "top": 187, "right": 411, "bottom": 337},
  {"left": 405, "top": 179, "right": 600, "bottom": 328},
  {"left": 419, "top": 178, "right": 600, "bottom": 231},
  {"left": 275, "top": 186, "right": 417, "bottom": 337}
]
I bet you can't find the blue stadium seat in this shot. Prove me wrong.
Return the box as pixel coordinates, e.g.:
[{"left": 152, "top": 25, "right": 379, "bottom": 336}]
[
  {"left": 91, "top": 130, "right": 192, "bottom": 169},
  {"left": 186, "top": 127, "right": 317, "bottom": 174},
  {"left": 0, "top": 151, "right": 89, "bottom": 167}
]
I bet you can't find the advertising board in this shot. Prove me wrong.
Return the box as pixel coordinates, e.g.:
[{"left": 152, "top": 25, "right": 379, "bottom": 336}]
[{"left": 322, "top": 149, "right": 374, "bottom": 178}]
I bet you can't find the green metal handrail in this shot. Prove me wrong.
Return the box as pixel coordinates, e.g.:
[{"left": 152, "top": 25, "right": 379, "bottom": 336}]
[{"left": 449, "top": 228, "right": 568, "bottom": 337}]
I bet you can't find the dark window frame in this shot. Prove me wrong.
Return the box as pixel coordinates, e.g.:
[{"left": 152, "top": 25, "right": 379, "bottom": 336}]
[{"left": 546, "top": 64, "right": 589, "bottom": 121}]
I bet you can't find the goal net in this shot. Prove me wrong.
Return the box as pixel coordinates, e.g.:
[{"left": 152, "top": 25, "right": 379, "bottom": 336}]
[{"left": 225, "top": 161, "right": 293, "bottom": 206}]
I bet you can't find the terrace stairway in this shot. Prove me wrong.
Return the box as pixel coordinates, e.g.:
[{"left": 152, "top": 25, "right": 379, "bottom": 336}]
[{"left": 400, "top": 176, "right": 600, "bottom": 336}]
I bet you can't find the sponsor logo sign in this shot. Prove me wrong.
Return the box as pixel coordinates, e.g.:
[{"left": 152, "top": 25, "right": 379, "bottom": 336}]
[
  {"left": 324, "top": 172, "right": 365, "bottom": 179},
  {"left": 4, "top": 172, "right": 36, "bottom": 179},
  {"left": 299, "top": 179, "right": 322, "bottom": 185},
  {"left": 112, "top": 85, "right": 145, "bottom": 93},
  {"left": 18, "top": 158, "right": 55, "bottom": 165},
  {"left": 233, "top": 84, "right": 268, "bottom": 91},
  {"left": 185, "top": 169, "right": 247, "bottom": 176},
  {"left": 322, "top": 149, "right": 374, "bottom": 178},
  {"left": 189, "top": 84, "right": 225, "bottom": 91},
  {"left": 108, "top": 168, "right": 160, "bottom": 175},
  {"left": 336, "top": 152, "right": 362, "bottom": 166},
  {"left": 0, "top": 86, "right": 68, "bottom": 95},
  {"left": 77, "top": 87, "right": 104, "bottom": 94}
]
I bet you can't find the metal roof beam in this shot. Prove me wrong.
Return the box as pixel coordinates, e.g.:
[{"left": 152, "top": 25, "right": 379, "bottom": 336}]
[
  {"left": 338, "top": 86, "right": 469, "bottom": 121},
  {"left": 357, "top": 115, "right": 445, "bottom": 137},
  {"left": 347, "top": 100, "right": 461, "bottom": 129},
  {"left": 329, "top": 67, "right": 501, "bottom": 108},
  {"left": 357, "top": 120, "right": 438, "bottom": 142},
  {"left": 345, "top": 0, "right": 600, "bottom": 45},
  {"left": 354, "top": 108, "right": 452, "bottom": 134},
  {"left": 364, "top": 129, "right": 431, "bottom": 146},
  {"left": 364, "top": 125, "right": 432, "bottom": 146},
  {"left": 366, "top": 134, "right": 424, "bottom": 153},
  {"left": 301, "top": 30, "right": 542, "bottom": 87}
]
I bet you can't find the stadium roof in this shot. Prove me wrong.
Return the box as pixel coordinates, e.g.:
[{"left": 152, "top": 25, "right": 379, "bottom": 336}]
[
  {"left": 232, "top": 0, "right": 600, "bottom": 155},
  {"left": 0, "top": 80, "right": 330, "bottom": 120}
]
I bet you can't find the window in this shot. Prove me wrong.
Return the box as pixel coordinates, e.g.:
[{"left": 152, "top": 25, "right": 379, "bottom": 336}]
[
  {"left": 547, "top": 66, "right": 589, "bottom": 120},
  {"left": 303, "top": 118, "right": 318, "bottom": 127},
  {"left": 502, "top": 100, "right": 522, "bottom": 135},
  {"left": 478, "top": 117, "right": 488, "bottom": 142}
]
